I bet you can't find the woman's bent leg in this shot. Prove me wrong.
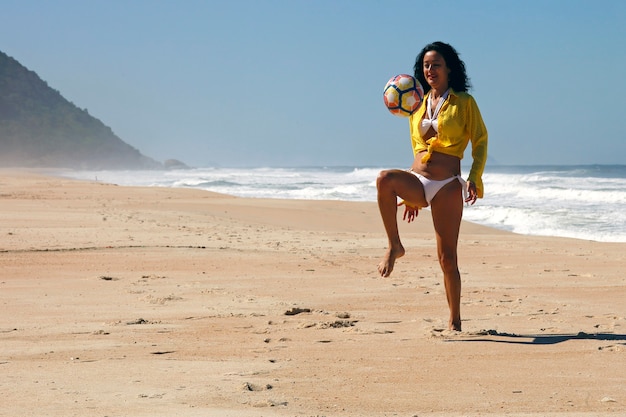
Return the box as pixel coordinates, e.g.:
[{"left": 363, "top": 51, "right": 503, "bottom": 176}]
[
  {"left": 376, "top": 169, "right": 426, "bottom": 277},
  {"left": 430, "top": 179, "right": 463, "bottom": 330}
]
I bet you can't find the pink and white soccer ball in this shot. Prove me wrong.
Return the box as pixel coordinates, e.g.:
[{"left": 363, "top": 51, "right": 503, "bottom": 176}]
[{"left": 383, "top": 74, "right": 424, "bottom": 117}]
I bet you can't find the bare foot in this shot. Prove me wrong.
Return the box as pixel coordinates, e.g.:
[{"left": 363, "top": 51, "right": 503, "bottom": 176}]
[
  {"left": 449, "top": 319, "right": 462, "bottom": 332},
  {"left": 377, "top": 245, "right": 405, "bottom": 277}
]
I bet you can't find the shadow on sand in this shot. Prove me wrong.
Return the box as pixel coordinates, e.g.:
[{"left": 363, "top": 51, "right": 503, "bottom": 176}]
[{"left": 447, "top": 330, "right": 626, "bottom": 345}]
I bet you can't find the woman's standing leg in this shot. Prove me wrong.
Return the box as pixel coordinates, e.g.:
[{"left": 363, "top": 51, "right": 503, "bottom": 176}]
[
  {"left": 376, "top": 169, "right": 426, "bottom": 277},
  {"left": 430, "top": 179, "right": 464, "bottom": 331}
]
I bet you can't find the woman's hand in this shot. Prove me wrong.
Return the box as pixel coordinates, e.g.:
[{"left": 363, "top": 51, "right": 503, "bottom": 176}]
[
  {"left": 465, "top": 181, "right": 478, "bottom": 205},
  {"left": 398, "top": 201, "right": 420, "bottom": 223}
]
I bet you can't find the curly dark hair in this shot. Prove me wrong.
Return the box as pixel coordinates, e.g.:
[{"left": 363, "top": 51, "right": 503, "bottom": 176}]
[{"left": 413, "top": 41, "right": 471, "bottom": 93}]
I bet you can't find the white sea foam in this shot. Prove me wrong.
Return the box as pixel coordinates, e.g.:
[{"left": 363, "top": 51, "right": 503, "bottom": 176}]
[{"left": 61, "top": 165, "right": 626, "bottom": 242}]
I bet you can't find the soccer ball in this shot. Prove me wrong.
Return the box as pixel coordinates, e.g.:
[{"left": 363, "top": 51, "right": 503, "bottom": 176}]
[{"left": 383, "top": 74, "right": 424, "bottom": 117}]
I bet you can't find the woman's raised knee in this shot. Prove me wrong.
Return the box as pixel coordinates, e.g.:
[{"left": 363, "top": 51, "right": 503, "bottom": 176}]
[{"left": 376, "top": 169, "right": 394, "bottom": 190}]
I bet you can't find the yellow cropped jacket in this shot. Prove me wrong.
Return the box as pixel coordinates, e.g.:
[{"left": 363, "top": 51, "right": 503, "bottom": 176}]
[{"left": 409, "top": 89, "right": 488, "bottom": 198}]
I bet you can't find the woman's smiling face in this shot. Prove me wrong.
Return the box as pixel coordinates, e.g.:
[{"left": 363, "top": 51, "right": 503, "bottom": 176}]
[{"left": 423, "top": 50, "right": 450, "bottom": 91}]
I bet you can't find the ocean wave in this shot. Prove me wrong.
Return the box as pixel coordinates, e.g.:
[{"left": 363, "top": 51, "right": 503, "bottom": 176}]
[{"left": 60, "top": 165, "right": 626, "bottom": 242}]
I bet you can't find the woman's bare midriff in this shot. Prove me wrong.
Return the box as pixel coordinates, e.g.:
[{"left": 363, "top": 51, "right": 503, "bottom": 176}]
[{"left": 411, "top": 150, "right": 461, "bottom": 180}]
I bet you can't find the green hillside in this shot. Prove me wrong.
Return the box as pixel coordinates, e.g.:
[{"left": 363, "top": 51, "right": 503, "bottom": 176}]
[{"left": 0, "top": 51, "right": 161, "bottom": 169}]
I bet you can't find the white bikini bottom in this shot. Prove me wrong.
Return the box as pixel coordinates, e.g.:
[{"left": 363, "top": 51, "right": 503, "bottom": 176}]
[{"left": 408, "top": 171, "right": 466, "bottom": 205}]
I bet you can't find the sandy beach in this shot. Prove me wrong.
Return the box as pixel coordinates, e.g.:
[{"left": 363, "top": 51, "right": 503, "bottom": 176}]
[{"left": 1, "top": 170, "right": 624, "bottom": 416}]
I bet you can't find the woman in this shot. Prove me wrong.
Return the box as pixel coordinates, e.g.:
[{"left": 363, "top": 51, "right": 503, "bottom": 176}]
[{"left": 376, "top": 41, "right": 488, "bottom": 331}]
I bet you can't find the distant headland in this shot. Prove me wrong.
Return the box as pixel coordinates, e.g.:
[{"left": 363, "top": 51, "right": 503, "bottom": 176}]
[{"left": 0, "top": 50, "right": 186, "bottom": 170}]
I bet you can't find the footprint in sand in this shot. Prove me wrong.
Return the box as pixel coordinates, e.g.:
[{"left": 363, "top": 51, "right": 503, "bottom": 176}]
[
  {"left": 284, "top": 307, "right": 311, "bottom": 316},
  {"left": 598, "top": 345, "right": 623, "bottom": 352},
  {"left": 429, "top": 328, "right": 462, "bottom": 338},
  {"left": 242, "top": 382, "right": 273, "bottom": 392}
]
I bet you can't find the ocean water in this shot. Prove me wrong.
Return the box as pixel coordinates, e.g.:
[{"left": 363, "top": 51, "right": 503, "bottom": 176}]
[{"left": 61, "top": 165, "right": 626, "bottom": 243}]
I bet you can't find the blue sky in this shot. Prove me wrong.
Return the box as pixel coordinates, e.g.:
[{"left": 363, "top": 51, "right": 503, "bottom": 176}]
[{"left": 2, "top": 0, "right": 625, "bottom": 168}]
